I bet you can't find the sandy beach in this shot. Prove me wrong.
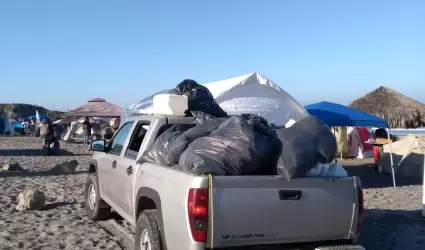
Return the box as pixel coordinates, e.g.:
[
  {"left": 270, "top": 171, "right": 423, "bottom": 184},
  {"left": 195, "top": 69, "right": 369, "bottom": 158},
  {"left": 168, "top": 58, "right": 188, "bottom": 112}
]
[
  {"left": 0, "top": 137, "right": 135, "bottom": 250},
  {"left": 1, "top": 136, "right": 425, "bottom": 249}
]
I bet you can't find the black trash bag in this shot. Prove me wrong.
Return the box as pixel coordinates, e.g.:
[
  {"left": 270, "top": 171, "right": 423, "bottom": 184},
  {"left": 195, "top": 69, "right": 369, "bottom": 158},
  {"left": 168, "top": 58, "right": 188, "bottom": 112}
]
[
  {"left": 168, "top": 117, "right": 227, "bottom": 158},
  {"left": 275, "top": 116, "right": 337, "bottom": 180},
  {"left": 287, "top": 115, "right": 336, "bottom": 163},
  {"left": 178, "top": 114, "right": 279, "bottom": 176},
  {"left": 171, "top": 79, "right": 228, "bottom": 119},
  {"left": 315, "top": 127, "right": 337, "bottom": 163},
  {"left": 192, "top": 112, "right": 220, "bottom": 124},
  {"left": 235, "top": 114, "right": 282, "bottom": 175},
  {"left": 142, "top": 124, "right": 194, "bottom": 165},
  {"left": 275, "top": 129, "right": 318, "bottom": 180}
]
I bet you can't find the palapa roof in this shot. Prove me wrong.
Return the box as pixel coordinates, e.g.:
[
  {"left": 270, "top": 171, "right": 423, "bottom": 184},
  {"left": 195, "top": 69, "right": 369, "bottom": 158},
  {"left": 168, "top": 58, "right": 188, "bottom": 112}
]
[
  {"left": 64, "top": 98, "right": 122, "bottom": 117},
  {"left": 349, "top": 86, "right": 425, "bottom": 128}
]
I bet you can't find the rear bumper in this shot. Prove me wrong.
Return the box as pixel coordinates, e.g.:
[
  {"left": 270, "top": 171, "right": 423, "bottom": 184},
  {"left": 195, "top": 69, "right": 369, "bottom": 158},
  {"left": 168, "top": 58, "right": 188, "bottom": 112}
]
[
  {"left": 205, "top": 240, "right": 364, "bottom": 250},
  {"left": 206, "top": 245, "right": 364, "bottom": 250},
  {"left": 315, "top": 245, "right": 364, "bottom": 250}
]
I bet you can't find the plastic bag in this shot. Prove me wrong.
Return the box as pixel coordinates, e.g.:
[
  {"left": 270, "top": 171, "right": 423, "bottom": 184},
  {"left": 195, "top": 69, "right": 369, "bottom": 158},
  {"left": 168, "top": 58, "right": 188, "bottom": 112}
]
[
  {"left": 178, "top": 114, "right": 279, "bottom": 175},
  {"left": 315, "top": 127, "right": 338, "bottom": 163},
  {"left": 275, "top": 128, "right": 318, "bottom": 180},
  {"left": 142, "top": 118, "right": 228, "bottom": 166},
  {"left": 142, "top": 124, "right": 194, "bottom": 165},
  {"left": 307, "top": 162, "right": 348, "bottom": 177},
  {"left": 275, "top": 116, "right": 337, "bottom": 180},
  {"left": 168, "top": 117, "right": 227, "bottom": 156},
  {"left": 171, "top": 79, "right": 228, "bottom": 119},
  {"left": 288, "top": 115, "right": 336, "bottom": 163}
]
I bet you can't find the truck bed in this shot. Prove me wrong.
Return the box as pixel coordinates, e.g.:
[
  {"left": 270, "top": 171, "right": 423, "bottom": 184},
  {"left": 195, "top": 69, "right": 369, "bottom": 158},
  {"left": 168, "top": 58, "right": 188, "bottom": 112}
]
[{"left": 206, "top": 175, "right": 361, "bottom": 248}]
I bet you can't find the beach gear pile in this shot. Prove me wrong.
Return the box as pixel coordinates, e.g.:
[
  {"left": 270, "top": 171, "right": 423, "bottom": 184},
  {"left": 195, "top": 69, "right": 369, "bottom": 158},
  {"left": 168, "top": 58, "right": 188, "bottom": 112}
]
[{"left": 142, "top": 79, "right": 338, "bottom": 179}]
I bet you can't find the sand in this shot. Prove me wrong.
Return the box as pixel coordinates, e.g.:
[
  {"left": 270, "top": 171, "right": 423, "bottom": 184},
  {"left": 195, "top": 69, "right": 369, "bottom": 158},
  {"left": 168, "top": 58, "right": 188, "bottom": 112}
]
[
  {"left": 343, "top": 159, "right": 425, "bottom": 250},
  {"left": 0, "top": 136, "right": 133, "bottom": 250},
  {"left": 1, "top": 137, "right": 425, "bottom": 249}
]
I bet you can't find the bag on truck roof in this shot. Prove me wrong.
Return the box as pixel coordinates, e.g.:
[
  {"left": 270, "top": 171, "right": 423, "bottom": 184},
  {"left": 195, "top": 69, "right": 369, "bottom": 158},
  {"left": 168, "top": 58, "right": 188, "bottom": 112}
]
[
  {"left": 171, "top": 79, "right": 228, "bottom": 121},
  {"left": 275, "top": 115, "right": 337, "bottom": 180},
  {"left": 178, "top": 114, "right": 280, "bottom": 176}
]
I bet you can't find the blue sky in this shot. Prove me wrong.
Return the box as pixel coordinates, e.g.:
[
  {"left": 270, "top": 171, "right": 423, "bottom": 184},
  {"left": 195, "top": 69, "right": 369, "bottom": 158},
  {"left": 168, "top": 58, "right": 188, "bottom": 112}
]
[{"left": 1, "top": 0, "right": 424, "bottom": 111}]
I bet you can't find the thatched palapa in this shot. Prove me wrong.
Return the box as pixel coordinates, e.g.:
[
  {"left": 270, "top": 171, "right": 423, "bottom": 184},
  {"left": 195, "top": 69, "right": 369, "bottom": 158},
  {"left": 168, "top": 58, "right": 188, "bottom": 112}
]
[{"left": 349, "top": 86, "right": 425, "bottom": 128}]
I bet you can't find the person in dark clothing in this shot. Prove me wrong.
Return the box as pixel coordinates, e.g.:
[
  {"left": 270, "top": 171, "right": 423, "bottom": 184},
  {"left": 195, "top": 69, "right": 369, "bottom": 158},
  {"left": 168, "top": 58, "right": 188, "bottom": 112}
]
[
  {"left": 374, "top": 128, "right": 388, "bottom": 138},
  {"left": 83, "top": 117, "right": 92, "bottom": 147}
]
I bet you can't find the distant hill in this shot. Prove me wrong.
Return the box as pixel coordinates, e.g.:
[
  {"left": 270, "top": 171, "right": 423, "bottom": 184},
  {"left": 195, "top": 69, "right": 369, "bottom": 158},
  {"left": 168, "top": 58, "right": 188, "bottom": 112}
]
[{"left": 0, "top": 103, "right": 65, "bottom": 121}]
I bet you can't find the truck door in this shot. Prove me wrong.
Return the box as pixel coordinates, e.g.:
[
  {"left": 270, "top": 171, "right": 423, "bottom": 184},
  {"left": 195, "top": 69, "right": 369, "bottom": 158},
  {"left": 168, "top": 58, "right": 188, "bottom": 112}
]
[
  {"left": 119, "top": 121, "right": 151, "bottom": 219},
  {"left": 99, "top": 121, "right": 134, "bottom": 216}
]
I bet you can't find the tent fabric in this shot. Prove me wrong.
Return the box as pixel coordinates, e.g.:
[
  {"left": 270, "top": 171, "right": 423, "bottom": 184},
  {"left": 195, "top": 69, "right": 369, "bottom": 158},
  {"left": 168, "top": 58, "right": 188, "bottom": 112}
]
[
  {"left": 356, "top": 127, "right": 374, "bottom": 152},
  {"left": 333, "top": 127, "right": 348, "bottom": 158},
  {"left": 305, "top": 101, "right": 389, "bottom": 128},
  {"left": 12, "top": 122, "right": 25, "bottom": 129},
  {"left": 347, "top": 127, "right": 374, "bottom": 158},
  {"left": 62, "top": 117, "right": 111, "bottom": 141},
  {"left": 128, "top": 72, "right": 308, "bottom": 126},
  {"left": 379, "top": 134, "right": 425, "bottom": 177},
  {"left": 0, "top": 115, "right": 12, "bottom": 134},
  {"left": 65, "top": 98, "right": 122, "bottom": 117}
]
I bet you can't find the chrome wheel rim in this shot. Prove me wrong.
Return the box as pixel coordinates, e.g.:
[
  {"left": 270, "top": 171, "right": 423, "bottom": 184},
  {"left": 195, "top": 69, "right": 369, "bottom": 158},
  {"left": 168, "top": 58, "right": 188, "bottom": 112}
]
[
  {"left": 140, "top": 229, "right": 151, "bottom": 250},
  {"left": 88, "top": 184, "right": 96, "bottom": 210}
]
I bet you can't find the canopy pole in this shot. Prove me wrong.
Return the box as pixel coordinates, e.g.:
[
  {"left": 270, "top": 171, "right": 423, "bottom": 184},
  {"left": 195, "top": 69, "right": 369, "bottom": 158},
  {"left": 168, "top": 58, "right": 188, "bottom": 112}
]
[
  {"left": 386, "top": 128, "right": 396, "bottom": 188},
  {"left": 423, "top": 153, "right": 425, "bottom": 217}
]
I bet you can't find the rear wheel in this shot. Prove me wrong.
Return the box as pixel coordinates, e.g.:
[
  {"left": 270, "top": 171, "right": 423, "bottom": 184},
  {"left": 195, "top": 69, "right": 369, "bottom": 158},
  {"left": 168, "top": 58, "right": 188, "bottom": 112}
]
[
  {"left": 43, "top": 145, "right": 49, "bottom": 156},
  {"left": 135, "top": 210, "right": 162, "bottom": 250},
  {"left": 377, "top": 165, "right": 383, "bottom": 174},
  {"left": 84, "top": 174, "right": 111, "bottom": 220}
]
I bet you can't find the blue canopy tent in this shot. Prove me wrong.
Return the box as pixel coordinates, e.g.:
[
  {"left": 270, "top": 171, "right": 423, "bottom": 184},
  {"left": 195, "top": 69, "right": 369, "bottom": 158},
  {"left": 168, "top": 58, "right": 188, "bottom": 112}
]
[
  {"left": 28, "top": 114, "right": 47, "bottom": 120},
  {"left": 305, "top": 101, "right": 388, "bottom": 127},
  {"left": 305, "top": 101, "right": 396, "bottom": 187}
]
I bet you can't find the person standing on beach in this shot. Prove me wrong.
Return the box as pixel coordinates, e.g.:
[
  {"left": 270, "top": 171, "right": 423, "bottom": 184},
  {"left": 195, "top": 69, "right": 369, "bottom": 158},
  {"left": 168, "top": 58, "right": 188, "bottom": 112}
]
[
  {"left": 82, "top": 117, "right": 92, "bottom": 148},
  {"left": 36, "top": 118, "right": 53, "bottom": 149}
]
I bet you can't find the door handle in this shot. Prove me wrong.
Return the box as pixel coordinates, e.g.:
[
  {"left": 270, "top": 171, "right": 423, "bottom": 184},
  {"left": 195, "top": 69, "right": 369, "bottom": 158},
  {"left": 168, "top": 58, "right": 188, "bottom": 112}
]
[
  {"left": 112, "top": 160, "right": 117, "bottom": 169},
  {"left": 279, "top": 190, "right": 302, "bottom": 200},
  {"left": 127, "top": 166, "right": 133, "bottom": 176}
]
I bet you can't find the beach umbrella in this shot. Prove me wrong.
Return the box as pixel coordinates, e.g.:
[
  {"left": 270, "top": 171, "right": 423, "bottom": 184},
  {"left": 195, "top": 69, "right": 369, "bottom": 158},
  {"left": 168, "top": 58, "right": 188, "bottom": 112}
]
[{"left": 349, "top": 86, "right": 425, "bottom": 129}]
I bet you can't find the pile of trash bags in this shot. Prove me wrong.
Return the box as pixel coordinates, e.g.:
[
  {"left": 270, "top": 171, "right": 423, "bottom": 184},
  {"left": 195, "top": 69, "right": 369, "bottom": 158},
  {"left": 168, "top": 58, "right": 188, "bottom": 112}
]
[{"left": 142, "top": 79, "right": 339, "bottom": 179}]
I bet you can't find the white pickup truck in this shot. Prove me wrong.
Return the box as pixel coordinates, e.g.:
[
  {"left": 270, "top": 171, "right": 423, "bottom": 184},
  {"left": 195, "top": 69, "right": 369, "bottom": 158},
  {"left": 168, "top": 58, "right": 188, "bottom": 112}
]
[{"left": 84, "top": 114, "right": 364, "bottom": 250}]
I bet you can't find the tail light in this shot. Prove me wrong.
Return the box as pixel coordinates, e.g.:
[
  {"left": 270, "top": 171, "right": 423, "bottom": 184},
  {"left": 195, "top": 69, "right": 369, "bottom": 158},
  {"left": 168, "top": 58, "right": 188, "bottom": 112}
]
[
  {"left": 356, "top": 187, "right": 364, "bottom": 233},
  {"left": 188, "top": 188, "right": 208, "bottom": 243}
]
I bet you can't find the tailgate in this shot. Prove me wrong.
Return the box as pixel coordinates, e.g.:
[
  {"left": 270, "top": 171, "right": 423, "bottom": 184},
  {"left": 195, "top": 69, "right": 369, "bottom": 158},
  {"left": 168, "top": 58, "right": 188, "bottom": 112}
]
[{"left": 206, "top": 176, "right": 360, "bottom": 248}]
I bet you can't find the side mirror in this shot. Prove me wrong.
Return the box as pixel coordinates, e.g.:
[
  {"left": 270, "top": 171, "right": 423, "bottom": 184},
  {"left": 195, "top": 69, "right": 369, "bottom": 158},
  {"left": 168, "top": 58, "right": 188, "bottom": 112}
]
[{"left": 91, "top": 139, "right": 106, "bottom": 152}]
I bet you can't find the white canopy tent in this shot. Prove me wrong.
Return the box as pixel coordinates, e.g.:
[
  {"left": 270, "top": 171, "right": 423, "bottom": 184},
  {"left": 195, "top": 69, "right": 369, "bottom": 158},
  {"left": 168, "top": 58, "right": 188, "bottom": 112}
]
[
  {"left": 62, "top": 117, "right": 112, "bottom": 142},
  {"left": 128, "top": 72, "right": 308, "bottom": 126}
]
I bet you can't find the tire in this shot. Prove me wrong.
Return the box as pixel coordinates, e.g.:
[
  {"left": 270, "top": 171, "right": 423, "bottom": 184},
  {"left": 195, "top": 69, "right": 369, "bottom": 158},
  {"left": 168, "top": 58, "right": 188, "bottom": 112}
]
[
  {"left": 135, "top": 210, "right": 162, "bottom": 250},
  {"left": 84, "top": 174, "right": 111, "bottom": 220},
  {"left": 43, "top": 145, "right": 49, "bottom": 156},
  {"left": 377, "top": 165, "right": 383, "bottom": 174}
]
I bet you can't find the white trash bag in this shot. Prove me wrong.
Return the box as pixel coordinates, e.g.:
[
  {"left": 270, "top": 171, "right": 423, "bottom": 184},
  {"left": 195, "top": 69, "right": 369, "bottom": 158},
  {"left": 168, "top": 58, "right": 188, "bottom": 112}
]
[{"left": 307, "top": 162, "right": 348, "bottom": 177}]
